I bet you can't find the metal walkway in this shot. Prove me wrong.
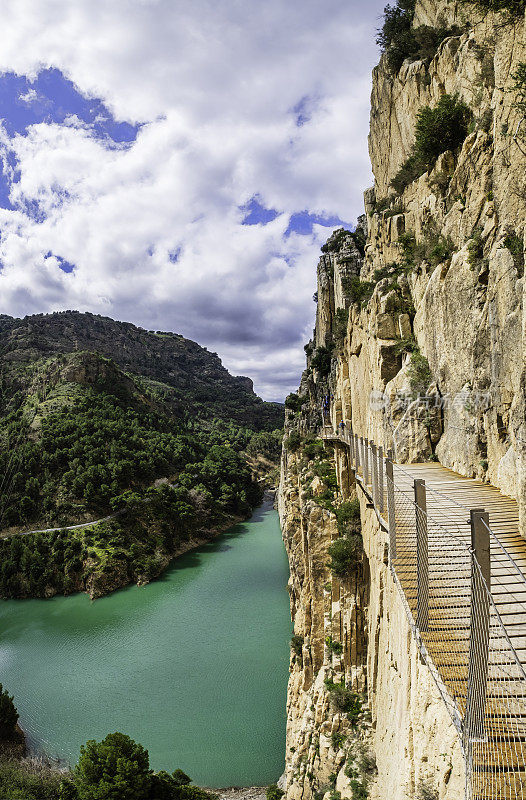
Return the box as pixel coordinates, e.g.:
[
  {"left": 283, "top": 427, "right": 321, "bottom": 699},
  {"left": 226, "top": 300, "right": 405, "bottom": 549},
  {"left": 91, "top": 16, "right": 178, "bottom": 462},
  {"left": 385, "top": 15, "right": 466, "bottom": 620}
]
[{"left": 323, "top": 429, "right": 526, "bottom": 800}]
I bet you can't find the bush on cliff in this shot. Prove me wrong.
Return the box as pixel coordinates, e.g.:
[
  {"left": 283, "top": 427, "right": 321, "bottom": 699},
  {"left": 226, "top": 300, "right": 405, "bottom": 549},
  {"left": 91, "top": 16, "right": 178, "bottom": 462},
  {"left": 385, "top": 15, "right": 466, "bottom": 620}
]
[
  {"left": 407, "top": 351, "right": 433, "bottom": 396},
  {"left": 341, "top": 276, "right": 374, "bottom": 307},
  {"left": 414, "top": 95, "right": 471, "bottom": 168},
  {"left": 311, "top": 346, "right": 333, "bottom": 377},
  {"left": 324, "top": 680, "right": 363, "bottom": 723},
  {"left": 391, "top": 95, "right": 471, "bottom": 193},
  {"left": 284, "top": 430, "right": 302, "bottom": 452},
  {"left": 266, "top": 786, "right": 284, "bottom": 800},
  {"left": 327, "top": 535, "right": 363, "bottom": 578},
  {"left": 284, "top": 393, "right": 303, "bottom": 413},
  {"left": 461, "top": 0, "right": 525, "bottom": 15},
  {"left": 377, "top": 0, "right": 462, "bottom": 74},
  {"left": 377, "top": 0, "right": 416, "bottom": 73},
  {"left": 334, "top": 499, "right": 361, "bottom": 536}
]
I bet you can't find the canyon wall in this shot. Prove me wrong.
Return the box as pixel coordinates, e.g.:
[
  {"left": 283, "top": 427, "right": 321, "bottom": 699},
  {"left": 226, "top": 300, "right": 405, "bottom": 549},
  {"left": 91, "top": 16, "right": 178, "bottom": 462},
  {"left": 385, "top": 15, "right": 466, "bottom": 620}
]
[{"left": 279, "top": 1, "right": 525, "bottom": 797}]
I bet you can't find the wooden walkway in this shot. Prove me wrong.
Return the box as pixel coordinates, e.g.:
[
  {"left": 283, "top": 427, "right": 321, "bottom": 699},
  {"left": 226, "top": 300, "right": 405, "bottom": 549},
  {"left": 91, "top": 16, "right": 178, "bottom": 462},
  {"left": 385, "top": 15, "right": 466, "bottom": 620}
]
[
  {"left": 390, "top": 463, "right": 526, "bottom": 800},
  {"left": 324, "top": 431, "right": 526, "bottom": 799}
]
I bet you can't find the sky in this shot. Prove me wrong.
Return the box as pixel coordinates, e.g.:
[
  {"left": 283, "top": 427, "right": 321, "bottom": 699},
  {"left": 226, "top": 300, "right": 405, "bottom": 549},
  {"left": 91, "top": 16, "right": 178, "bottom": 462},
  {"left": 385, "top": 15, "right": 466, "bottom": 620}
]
[{"left": 0, "top": 0, "right": 386, "bottom": 402}]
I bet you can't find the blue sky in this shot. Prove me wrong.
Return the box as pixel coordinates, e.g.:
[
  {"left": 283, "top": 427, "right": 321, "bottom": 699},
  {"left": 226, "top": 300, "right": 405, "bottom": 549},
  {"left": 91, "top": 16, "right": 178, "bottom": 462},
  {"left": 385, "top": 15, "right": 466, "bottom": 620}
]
[{"left": 0, "top": 0, "right": 386, "bottom": 401}]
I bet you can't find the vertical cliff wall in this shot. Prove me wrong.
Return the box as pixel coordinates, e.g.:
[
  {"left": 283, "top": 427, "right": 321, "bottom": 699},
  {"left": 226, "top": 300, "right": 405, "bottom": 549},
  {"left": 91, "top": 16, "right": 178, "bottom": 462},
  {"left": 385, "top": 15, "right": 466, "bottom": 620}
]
[{"left": 279, "top": 1, "right": 525, "bottom": 797}]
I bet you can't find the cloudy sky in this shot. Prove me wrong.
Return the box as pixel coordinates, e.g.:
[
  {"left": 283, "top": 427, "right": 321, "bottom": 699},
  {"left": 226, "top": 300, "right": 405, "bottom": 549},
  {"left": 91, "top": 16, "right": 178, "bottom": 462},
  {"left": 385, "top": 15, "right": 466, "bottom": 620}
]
[{"left": 0, "top": 0, "right": 386, "bottom": 401}]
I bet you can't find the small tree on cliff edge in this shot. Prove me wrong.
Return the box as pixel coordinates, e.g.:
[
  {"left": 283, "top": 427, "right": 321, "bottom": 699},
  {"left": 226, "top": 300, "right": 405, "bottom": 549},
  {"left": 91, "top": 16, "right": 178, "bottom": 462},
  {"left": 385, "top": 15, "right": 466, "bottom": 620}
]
[{"left": 0, "top": 683, "right": 19, "bottom": 738}]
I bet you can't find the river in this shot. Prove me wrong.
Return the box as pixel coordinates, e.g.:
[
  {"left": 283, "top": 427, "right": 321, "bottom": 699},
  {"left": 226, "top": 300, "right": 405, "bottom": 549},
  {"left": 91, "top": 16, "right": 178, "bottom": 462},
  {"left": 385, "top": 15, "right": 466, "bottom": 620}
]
[{"left": 0, "top": 498, "right": 291, "bottom": 788}]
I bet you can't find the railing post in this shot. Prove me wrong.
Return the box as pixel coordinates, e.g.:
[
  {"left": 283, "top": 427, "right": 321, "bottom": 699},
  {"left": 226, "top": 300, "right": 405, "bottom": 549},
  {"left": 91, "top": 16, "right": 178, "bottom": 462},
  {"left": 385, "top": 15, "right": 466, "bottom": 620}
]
[
  {"left": 370, "top": 442, "right": 377, "bottom": 506},
  {"left": 414, "top": 479, "right": 429, "bottom": 633},
  {"left": 386, "top": 450, "right": 396, "bottom": 560},
  {"left": 378, "top": 445, "right": 384, "bottom": 514},
  {"left": 355, "top": 434, "right": 360, "bottom": 474},
  {"left": 349, "top": 429, "right": 354, "bottom": 467},
  {"left": 364, "top": 439, "right": 369, "bottom": 486},
  {"left": 465, "top": 509, "right": 490, "bottom": 743}
]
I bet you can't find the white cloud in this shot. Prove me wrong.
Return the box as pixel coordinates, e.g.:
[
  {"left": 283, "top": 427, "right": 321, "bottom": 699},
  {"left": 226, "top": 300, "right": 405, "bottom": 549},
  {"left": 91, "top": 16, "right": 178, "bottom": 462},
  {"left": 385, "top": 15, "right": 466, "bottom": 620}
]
[{"left": 0, "top": 0, "right": 386, "bottom": 400}]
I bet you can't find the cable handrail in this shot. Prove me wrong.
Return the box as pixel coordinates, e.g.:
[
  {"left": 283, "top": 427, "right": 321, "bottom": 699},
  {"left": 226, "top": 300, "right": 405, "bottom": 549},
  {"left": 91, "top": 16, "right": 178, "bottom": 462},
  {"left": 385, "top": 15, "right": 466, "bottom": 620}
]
[{"left": 321, "top": 425, "right": 526, "bottom": 800}]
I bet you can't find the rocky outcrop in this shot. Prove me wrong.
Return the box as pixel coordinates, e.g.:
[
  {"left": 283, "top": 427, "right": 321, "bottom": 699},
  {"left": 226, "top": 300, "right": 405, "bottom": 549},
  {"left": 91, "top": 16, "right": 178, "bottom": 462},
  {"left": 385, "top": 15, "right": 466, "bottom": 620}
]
[{"left": 279, "top": 1, "right": 525, "bottom": 798}]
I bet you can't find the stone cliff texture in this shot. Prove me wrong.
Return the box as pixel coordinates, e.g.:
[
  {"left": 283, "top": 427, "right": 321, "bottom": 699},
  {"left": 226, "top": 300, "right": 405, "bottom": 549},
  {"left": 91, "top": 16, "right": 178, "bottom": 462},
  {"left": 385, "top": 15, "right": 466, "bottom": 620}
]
[{"left": 279, "top": 1, "right": 525, "bottom": 798}]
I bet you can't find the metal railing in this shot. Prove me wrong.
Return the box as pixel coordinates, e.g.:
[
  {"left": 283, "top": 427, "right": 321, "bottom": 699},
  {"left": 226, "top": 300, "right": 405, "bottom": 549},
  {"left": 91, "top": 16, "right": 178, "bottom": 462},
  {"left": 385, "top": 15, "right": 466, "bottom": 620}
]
[{"left": 323, "top": 426, "right": 526, "bottom": 800}]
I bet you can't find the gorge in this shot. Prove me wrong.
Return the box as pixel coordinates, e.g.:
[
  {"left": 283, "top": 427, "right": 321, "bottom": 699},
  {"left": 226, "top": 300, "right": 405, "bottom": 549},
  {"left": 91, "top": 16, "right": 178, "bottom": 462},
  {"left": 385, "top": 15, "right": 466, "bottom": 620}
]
[
  {"left": 0, "top": 0, "right": 526, "bottom": 798},
  {"left": 278, "top": 1, "right": 526, "bottom": 798}
]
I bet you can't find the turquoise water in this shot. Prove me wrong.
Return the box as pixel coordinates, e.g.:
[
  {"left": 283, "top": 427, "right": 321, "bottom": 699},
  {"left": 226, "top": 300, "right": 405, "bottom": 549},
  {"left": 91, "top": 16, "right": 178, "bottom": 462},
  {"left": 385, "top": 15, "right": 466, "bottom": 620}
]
[{"left": 0, "top": 499, "right": 291, "bottom": 787}]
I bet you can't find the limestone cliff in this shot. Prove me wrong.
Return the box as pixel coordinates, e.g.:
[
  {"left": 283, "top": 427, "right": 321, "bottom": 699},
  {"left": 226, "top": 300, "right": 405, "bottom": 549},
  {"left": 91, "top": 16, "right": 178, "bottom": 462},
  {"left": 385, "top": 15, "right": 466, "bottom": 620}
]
[{"left": 279, "top": 1, "right": 525, "bottom": 798}]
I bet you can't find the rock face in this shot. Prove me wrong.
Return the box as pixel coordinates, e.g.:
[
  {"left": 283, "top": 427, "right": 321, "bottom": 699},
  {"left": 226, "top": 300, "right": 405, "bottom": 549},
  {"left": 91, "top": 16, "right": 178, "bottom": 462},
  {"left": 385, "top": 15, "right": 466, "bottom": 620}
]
[{"left": 279, "top": 2, "right": 525, "bottom": 798}]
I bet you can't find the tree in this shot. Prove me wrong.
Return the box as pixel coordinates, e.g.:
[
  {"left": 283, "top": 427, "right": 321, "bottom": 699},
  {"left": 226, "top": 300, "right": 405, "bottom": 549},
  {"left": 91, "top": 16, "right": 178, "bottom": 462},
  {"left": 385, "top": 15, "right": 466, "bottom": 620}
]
[
  {"left": 75, "top": 732, "right": 151, "bottom": 800},
  {"left": 0, "top": 683, "right": 19, "bottom": 738}
]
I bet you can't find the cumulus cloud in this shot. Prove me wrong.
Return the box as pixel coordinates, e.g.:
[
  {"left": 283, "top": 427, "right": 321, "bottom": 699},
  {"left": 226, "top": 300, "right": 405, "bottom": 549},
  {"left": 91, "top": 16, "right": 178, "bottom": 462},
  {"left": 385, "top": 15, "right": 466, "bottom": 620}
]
[{"left": 0, "top": 0, "right": 385, "bottom": 400}]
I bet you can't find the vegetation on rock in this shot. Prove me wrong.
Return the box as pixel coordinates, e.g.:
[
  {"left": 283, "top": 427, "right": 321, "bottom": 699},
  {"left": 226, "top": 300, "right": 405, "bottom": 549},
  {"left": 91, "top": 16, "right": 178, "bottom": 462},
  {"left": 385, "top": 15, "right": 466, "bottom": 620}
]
[
  {"left": 377, "top": 0, "right": 462, "bottom": 74},
  {"left": 327, "top": 536, "right": 363, "bottom": 578},
  {"left": 392, "top": 95, "right": 471, "bottom": 193},
  {"left": 407, "top": 350, "right": 433, "bottom": 396},
  {"left": 266, "top": 785, "right": 284, "bottom": 800},
  {"left": 311, "top": 347, "right": 333, "bottom": 377},
  {"left": 462, "top": 0, "right": 525, "bottom": 16}
]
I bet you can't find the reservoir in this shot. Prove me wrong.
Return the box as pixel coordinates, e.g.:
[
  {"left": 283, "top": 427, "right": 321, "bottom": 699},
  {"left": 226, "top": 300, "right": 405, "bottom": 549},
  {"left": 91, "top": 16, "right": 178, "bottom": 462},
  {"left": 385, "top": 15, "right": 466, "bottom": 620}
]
[{"left": 0, "top": 498, "right": 291, "bottom": 787}]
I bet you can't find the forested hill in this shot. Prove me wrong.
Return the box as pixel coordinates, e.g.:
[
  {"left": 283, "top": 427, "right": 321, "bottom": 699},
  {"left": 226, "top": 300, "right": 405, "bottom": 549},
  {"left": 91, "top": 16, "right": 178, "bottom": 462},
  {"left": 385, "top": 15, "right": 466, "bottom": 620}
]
[
  {"left": 0, "top": 311, "right": 283, "bottom": 600},
  {"left": 0, "top": 311, "right": 282, "bottom": 429}
]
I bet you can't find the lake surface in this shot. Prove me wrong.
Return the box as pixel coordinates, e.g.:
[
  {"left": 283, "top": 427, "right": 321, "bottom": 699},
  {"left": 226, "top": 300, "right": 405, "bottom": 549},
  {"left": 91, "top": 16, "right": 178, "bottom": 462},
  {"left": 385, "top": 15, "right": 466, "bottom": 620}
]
[{"left": 0, "top": 499, "right": 291, "bottom": 787}]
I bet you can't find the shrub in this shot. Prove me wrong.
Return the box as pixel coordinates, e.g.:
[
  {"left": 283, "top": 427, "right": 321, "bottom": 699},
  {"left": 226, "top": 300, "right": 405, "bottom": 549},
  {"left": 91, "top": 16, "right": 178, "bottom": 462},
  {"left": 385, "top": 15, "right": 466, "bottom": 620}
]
[
  {"left": 414, "top": 232, "right": 455, "bottom": 267},
  {"left": 291, "top": 634, "right": 304, "bottom": 657},
  {"left": 332, "top": 308, "right": 349, "bottom": 348},
  {"left": 413, "top": 25, "right": 462, "bottom": 61},
  {"left": 313, "top": 460, "right": 338, "bottom": 489},
  {"left": 328, "top": 535, "right": 363, "bottom": 577},
  {"left": 0, "top": 683, "right": 18, "bottom": 738},
  {"left": 377, "top": 0, "right": 462, "bottom": 74},
  {"left": 304, "top": 438, "right": 324, "bottom": 460},
  {"left": 334, "top": 499, "right": 361, "bottom": 535},
  {"left": 331, "top": 732, "right": 347, "bottom": 751},
  {"left": 326, "top": 636, "right": 344, "bottom": 655},
  {"left": 391, "top": 155, "right": 424, "bottom": 194},
  {"left": 461, "top": 0, "right": 525, "bottom": 16},
  {"left": 311, "top": 346, "right": 333, "bottom": 377},
  {"left": 341, "top": 276, "right": 375, "bottom": 306},
  {"left": 503, "top": 231, "right": 524, "bottom": 277},
  {"left": 414, "top": 95, "right": 471, "bottom": 168},
  {"left": 398, "top": 231, "right": 417, "bottom": 270},
  {"left": 349, "top": 781, "right": 368, "bottom": 800},
  {"left": 510, "top": 62, "right": 526, "bottom": 117},
  {"left": 285, "top": 393, "right": 303, "bottom": 412},
  {"left": 284, "top": 430, "right": 302, "bottom": 452},
  {"left": 266, "top": 786, "right": 284, "bottom": 800},
  {"left": 324, "top": 681, "right": 363, "bottom": 722},
  {"left": 407, "top": 351, "right": 432, "bottom": 395},
  {"left": 376, "top": 0, "right": 416, "bottom": 73},
  {"left": 391, "top": 95, "right": 471, "bottom": 193}
]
